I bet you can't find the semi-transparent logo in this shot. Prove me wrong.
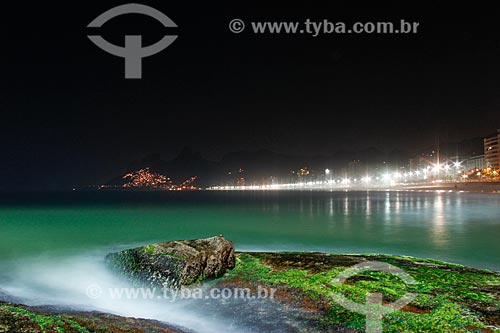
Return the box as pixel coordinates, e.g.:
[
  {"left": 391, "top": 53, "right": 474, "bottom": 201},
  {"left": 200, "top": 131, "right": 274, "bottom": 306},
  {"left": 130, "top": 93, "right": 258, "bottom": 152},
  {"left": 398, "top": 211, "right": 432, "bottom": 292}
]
[
  {"left": 88, "top": 4, "right": 177, "bottom": 79},
  {"left": 330, "top": 261, "right": 418, "bottom": 333}
]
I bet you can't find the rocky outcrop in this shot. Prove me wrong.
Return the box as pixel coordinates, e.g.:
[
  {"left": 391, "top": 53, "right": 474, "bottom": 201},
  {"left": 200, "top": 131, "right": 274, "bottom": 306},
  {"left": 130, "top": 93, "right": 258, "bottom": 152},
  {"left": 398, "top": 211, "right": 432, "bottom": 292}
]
[
  {"left": 0, "top": 301, "right": 189, "bottom": 333},
  {"left": 106, "top": 236, "right": 235, "bottom": 288},
  {"left": 219, "top": 252, "right": 500, "bottom": 332},
  {"left": 3, "top": 251, "right": 499, "bottom": 332}
]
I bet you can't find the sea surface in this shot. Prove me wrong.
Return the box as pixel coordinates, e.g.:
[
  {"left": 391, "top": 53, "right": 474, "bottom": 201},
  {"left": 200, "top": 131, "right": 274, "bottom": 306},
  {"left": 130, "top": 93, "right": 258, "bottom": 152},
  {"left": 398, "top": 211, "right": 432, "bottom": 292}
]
[{"left": 0, "top": 190, "right": 499, "bottom": 332}]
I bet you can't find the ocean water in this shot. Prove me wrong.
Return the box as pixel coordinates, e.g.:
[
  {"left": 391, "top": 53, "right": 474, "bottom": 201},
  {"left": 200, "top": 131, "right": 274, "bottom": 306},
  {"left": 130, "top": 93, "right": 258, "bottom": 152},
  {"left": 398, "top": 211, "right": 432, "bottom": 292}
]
[{"left": 0, "top": 190, "right": 499, "bottom": 331}]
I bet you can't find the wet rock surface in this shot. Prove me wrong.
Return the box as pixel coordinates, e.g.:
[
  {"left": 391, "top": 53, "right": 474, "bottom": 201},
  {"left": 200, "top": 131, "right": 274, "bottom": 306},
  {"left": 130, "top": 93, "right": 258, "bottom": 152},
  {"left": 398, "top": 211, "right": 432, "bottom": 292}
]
[
  {"left": 199, "top": 279, "right": 357, "bottom": 333},
  {"left": 2, "top": 250, "right": 499, "bottom": 332},
  {"left": 106, "top": 236, "right": 235, "bottom": 288},
  {"left": 220, "top": 252, "right": 500, "bottom": 333},
  {"left": 0, "top": 301, "right": 189, "bottom": 333}
]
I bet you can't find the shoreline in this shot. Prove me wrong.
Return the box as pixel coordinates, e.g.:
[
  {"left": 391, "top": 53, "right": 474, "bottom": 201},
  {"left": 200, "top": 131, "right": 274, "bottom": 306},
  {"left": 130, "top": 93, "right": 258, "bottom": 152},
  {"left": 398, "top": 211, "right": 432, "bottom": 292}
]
[
  {"left": 1, "top": 251, "right": 499, "bottom": 333},
  {"left": 394, "top": 181, "right": 500, "bottom": 194},
  {"left": 206, "top": 181, "right": 500, "bottom": 194}
]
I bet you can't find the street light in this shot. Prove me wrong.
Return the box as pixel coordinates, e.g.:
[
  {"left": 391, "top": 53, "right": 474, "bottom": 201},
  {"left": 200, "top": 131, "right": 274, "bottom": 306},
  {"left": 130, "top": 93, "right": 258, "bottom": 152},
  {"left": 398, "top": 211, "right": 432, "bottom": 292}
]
[{"left": 325, "top": 168, "right": 332, "bottom": 186}]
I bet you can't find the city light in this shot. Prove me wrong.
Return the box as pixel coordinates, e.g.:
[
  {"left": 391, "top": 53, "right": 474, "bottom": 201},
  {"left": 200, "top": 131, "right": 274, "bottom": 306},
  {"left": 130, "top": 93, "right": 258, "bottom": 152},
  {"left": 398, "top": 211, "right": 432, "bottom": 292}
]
[
  {"left": 208, "top": 142, "right": 499, "bottom": 191},
  {"left": 121, "top": 168, "right": 200, "bottom": 190}
]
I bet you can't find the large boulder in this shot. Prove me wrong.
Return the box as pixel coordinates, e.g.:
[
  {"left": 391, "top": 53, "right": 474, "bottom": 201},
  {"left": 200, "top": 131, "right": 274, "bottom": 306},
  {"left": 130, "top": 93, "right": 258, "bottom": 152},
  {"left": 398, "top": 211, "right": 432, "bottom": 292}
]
[{"left": 106, "top": 236, "right": 235, "bottom": 288}]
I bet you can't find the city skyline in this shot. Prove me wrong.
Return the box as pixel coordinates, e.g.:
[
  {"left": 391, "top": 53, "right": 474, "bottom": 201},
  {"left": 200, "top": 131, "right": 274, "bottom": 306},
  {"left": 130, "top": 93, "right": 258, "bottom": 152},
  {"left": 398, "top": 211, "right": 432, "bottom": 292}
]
[{"left": 84, "top": 128, "right": 497, "bottom": 190}]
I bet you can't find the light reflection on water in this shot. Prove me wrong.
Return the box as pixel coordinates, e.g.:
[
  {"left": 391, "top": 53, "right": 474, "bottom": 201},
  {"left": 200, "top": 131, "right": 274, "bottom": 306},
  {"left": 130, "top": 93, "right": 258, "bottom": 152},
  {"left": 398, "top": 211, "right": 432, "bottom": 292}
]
[
  {"left": 0, "top": 190, "right": 499, "bottom": 332},
  {"left": 0, "top": 190, "right": 498, "bottom": 270},
  {"left": 279, "top": 191, "right": 496, "bottom": 270}
]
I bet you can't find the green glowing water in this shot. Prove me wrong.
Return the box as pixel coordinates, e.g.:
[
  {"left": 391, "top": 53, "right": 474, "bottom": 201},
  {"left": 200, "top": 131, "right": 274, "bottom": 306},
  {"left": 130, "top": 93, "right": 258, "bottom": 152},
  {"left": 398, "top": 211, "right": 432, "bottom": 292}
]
[{"left": 1, "top": 191, "right": 499, "bottom": 270}]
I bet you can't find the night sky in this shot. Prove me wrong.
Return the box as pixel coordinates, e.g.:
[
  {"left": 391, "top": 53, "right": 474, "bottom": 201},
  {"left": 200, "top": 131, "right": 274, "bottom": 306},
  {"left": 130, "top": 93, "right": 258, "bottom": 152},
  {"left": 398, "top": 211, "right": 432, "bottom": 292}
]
[{"left": 1, "top": 1, "right": 499, "bottom": 190}]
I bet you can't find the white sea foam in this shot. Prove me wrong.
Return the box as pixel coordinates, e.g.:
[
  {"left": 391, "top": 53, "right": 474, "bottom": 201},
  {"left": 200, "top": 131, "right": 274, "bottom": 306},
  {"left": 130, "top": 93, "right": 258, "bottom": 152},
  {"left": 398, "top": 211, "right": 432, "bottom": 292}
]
[{"left": 0, "top": 251, "right": 251, "bottom": 333}]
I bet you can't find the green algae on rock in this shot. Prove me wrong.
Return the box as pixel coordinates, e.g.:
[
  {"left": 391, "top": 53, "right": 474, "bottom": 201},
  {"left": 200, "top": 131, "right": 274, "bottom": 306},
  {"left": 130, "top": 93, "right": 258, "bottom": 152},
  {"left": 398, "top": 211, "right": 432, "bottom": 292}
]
[
  {"left": 106, "top": 236, "right": 235, "bottom": 288},
  {"left": 220, "top": 252, "right": 500, "bottom": 333},
  {"left": 2, "top": 249, "right": 499, "bottom": 332},
  {"left": 0, "top": 302, "right": 188, "bottom": 333}
]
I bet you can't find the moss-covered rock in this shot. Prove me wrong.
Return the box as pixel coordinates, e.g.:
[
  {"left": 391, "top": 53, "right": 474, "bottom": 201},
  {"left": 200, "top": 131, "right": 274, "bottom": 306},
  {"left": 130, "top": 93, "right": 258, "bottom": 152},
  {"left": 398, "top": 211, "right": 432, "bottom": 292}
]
[
  {"left": 106, "top": 236, "right": 235, "bottom": 288},
  {"left": 3, "top": 251, "right": 499, "bottom": 332},
  {"left": 0, "top": 302, "right": 187, "bottom": 333},
  {"left": 219, "top": 252, "right": 500, "bottom": 333}
]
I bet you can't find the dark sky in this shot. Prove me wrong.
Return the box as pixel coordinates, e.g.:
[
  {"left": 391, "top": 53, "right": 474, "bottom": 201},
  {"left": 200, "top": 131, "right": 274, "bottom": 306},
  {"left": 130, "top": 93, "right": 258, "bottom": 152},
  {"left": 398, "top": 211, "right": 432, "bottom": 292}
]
[{"left": 1, "top": 1, "right": 499, "bottom": 189}]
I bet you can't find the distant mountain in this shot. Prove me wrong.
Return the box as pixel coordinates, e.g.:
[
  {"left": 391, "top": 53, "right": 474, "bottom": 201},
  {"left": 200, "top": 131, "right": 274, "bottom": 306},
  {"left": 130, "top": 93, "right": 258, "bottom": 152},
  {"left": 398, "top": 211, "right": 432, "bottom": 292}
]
[
  {"left": 107, "top": 147, "right": 218, "bottom": 187},
  {"left": 106, "top": 145, "right": 408, "bottom": 187},
  {"left": 219, "top": 149, "right": 302, "bottom": 177}
]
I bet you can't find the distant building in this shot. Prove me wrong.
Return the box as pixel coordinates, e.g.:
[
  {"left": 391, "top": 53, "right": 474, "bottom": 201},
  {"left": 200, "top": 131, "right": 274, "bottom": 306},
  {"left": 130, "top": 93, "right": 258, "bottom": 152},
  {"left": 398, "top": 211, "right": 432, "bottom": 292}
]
[
  {"left": 484, "top": 129, "right": 500, "bottom": 169},
  {"left": 409, "top": 156, "right": 430, "bottom": 172},
  {"left": 348, "top": 160, "right": 362, "bottom": 178},
  {"left": 465, "top": 155, "right": 485, "bottom": 171}
]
